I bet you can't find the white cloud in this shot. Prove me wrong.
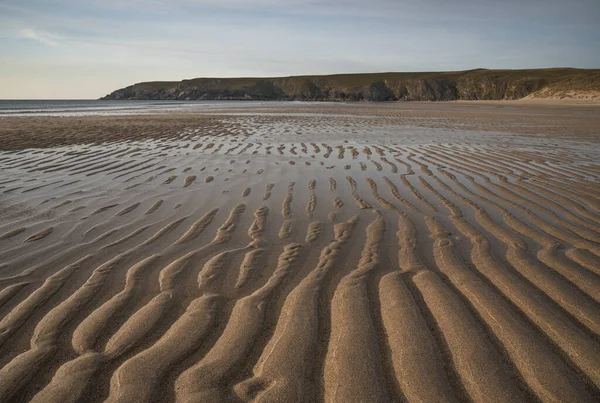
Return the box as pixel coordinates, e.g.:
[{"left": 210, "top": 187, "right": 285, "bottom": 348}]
[{"left": 18, "top": 28, "right": 58, "bottom": 46}]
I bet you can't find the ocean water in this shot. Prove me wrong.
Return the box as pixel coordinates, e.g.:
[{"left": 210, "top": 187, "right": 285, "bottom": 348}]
[{"left": 0, "top": 99, "right": 291, "bottom": 117}]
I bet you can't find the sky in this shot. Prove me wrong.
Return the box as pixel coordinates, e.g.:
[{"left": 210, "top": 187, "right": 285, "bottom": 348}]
[{"left": 1, "top": 0, "right": 599, "bottom": 99}]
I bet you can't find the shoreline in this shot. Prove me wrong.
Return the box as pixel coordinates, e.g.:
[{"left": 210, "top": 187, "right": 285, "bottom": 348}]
[{"left": 1, "top": 102, "right": 599, "bottom": 151}]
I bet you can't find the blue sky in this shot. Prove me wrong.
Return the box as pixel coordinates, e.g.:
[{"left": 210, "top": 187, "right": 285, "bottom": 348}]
[{"left": 1, "top": 0, "right": 599, "bottom": 99}]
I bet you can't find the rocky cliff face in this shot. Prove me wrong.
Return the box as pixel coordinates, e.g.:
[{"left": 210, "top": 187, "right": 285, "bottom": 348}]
[{"left": 101, "top": 68, "right": 600, "bottom": 101}]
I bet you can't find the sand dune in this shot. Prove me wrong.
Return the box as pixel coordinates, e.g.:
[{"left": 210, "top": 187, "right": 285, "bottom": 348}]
[{"left": 0, "top": 102, "right": 599, "bottom": 402}]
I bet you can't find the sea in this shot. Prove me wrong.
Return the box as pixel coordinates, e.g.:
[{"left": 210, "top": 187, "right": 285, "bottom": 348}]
[{"left": 0, "top": 100, "right": 296, "bottom": 117}]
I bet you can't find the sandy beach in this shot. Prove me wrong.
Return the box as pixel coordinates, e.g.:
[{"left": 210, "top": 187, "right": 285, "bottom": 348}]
[{"left": 0, "top": 101, "right": 599, "bottom": 402}]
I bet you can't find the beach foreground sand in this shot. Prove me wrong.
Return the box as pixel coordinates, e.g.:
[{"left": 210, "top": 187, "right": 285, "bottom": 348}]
[{"left": 0, "top": 102, "right": 599, "bottom": 402}]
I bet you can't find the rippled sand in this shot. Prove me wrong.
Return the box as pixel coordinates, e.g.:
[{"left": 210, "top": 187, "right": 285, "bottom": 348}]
[{"left": 0, "top": 102, "right": 599, "bottom": 402}]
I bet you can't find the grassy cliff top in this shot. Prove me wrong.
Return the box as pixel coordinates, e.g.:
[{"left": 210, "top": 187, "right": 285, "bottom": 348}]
[{"left": 104, "top": 68, "right": 600, "bottom": 101}]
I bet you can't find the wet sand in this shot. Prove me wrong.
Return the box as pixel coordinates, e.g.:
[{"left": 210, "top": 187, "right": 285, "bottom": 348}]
[{"left": 0, "top": 102, "right": 599, "bottom": 402}]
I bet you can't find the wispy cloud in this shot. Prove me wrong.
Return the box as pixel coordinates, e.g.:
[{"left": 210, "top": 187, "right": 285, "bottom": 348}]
[{"left": 18, "top": 28, "right": 59, "bottom": 46}]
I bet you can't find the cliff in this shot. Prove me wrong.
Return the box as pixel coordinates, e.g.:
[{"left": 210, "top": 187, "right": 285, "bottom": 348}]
[{"left": 101, "top": 68, "right": 600, "bottom": 101}]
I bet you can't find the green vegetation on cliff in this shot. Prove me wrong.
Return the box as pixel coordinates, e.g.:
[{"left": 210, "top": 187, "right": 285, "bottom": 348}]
[{"left": 101, "top": 68, "right": 600, "bottom": 101}]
